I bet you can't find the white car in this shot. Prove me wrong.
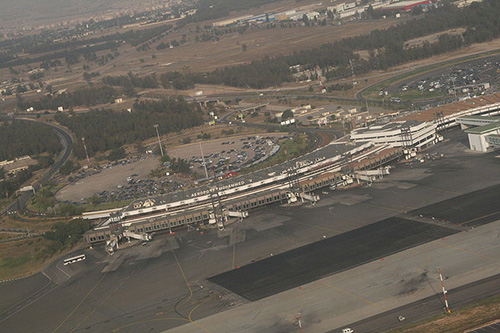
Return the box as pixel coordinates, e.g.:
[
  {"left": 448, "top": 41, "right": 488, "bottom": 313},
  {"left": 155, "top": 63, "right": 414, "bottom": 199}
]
[{"left": 342, "top": 329, "right": 354, "bottom": 333}]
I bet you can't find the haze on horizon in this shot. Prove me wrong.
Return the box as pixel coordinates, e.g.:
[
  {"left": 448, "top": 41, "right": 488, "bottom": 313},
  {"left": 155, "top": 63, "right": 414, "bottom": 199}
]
[{"left": 0, "top": 0, "right": 154, "bottom": 28}]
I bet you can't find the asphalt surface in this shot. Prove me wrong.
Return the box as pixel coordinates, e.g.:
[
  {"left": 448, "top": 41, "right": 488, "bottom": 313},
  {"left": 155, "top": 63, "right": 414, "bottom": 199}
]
[
  {"left": 355, "top": 49, "right": 500, "bottom": 105},
  {"left": 0, "top": 128, "right": 499, "bottom": 332},
  {"left": 413, "top": 184, "right": 500, "bottom": 227},
  {"left": 208, "top": 217, "right": 459, "bottom": 301},
  {"left": 332, "top": 272, "right": 500, "bottom": 333}
]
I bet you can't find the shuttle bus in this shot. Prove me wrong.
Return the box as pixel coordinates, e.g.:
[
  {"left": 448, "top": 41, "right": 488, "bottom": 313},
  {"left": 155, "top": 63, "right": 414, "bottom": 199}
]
[{"left": 63, "top": 254, "right": 86, "bottom": 265}]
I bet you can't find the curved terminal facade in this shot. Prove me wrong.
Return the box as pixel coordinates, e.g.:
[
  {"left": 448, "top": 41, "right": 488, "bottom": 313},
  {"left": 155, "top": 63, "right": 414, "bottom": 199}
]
[{"left": 84, "top": 141, "right": 404, "bottom": 246}]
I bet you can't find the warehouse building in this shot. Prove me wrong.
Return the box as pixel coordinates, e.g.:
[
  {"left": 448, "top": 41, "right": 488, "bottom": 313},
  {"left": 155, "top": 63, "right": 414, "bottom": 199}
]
[{"left": 379, "top": 0, "right": 434, "bottom": 12}]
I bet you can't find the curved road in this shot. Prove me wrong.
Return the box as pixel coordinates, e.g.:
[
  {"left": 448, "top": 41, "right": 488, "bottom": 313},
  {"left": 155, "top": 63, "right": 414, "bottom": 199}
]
[{"left": 0, "top": 116, "right": 73, "bottom": 215}]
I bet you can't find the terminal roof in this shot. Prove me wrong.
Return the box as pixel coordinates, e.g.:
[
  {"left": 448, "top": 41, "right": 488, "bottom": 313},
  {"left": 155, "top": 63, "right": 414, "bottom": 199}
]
[{"left": 123, "top": 141, "right": 363, "bottom": 212}]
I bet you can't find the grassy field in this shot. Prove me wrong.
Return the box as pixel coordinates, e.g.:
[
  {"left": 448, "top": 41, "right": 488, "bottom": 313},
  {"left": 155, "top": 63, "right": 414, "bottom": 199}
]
[
  {"left": 0, "top": 238, "right": 49, "bottom": 280},
  {"left": 245, "top": 133, "right": 310, "bottom": 172},
  {"left": 394, "top": 295, "right": 500, "bottom": 333}
]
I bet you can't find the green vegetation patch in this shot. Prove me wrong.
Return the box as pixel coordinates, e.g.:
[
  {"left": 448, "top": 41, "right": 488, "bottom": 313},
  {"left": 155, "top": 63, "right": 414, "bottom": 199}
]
[
  {"left": 246, "top": 134, "right": 310, "bottom": 172},
  {"left": 0, "top": 254, "right": 34, "bottom": 270}
]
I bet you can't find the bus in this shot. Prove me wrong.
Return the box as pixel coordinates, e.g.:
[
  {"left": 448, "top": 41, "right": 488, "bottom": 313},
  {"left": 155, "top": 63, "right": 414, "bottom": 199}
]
[{"left": 63, "top": 254, "right": 86, "bottom": 265}]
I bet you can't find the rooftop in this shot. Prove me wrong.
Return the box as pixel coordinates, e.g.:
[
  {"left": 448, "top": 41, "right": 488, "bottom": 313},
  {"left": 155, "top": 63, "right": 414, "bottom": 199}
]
[
  {"left": 352, "top": 120, "right": 423, "bottom": 135},
  {"left": 465, "top": 121, "right": 500, "bottom": 134},
  {"left": 459, "top": 115, "right": 500, "bottom": 122},
  {"left": 402, "top": 92, "right": 500, "bottom": 122},
  {"left": 123, "top": 141, "right": 365, "bottom": 212}
]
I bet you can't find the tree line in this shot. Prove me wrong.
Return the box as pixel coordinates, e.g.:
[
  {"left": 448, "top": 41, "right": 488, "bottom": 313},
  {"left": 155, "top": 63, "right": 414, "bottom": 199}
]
[
  {"left": 55, "top": 98, "right": 204, "bottom": 159},
  {"left": 0, "top": 24, "right": 172, "bottom": 69},
  {"left": 159, "top": 0, "right": 500, "bottom": 88},
  {"left": 0, "top": 121, "right": 61, "bottom": 161},
  {"left": 17, "top": 86, "right": 118, "bottom": 111},
  {"left": 181, "top": 0, "right": 283, "bottom": 24}
]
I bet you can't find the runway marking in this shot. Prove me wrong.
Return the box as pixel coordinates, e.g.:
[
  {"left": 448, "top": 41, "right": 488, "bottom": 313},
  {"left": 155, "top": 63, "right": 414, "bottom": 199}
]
[
  {"left": 287, "top": 220, "right": 341, "bottom": 233},
  {"left": 110, "top": 294, "right": 217, "bottom": 331},
  {"left": 188, "top": 296, "right": 214, "bottom": 333},
  {"left": 55, "top": 261, "right": 71, "bottom": 279},
  {"left": 173, "top": 251, "right": 193, "bottom": 306},
  {"left": 52, "top": 272, "right": 108, "bottom": 333},
  {"left": 70, "top": 278, "right": 125, "bottom": 333},
  {"left": 459, "top": 210, "right": 500, "bottom": 226},
  {"left": 273, "top": 229, "right": 301, "bottom": 247},
  {"left": 70, "top": 309, "right": 96, "bottom": 333},
  {"left": 319, "top": 281, "right": 383, "bottom": 308},
  {"left": 232, "top": 243, "right": 236, "bottom": 270},
  {"left": 0, "top": 271, "right": 57, "bottom": 324}
]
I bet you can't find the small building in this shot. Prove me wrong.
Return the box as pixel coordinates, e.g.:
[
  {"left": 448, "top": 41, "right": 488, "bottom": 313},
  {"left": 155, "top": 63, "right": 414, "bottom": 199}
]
[
  {"left": 379, "top": 0, "right": 433, "bottom": 12},
  {"left": 212, "top": 15, "right": 254, "bottom": 27},
  {"left": 458, "top": 116, "right": 500, "bottom": 152}
]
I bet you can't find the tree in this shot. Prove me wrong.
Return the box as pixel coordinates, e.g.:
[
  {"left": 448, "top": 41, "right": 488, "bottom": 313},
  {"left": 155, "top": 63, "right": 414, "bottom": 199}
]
[
  {"left": 107, "top": 148, "right": 126, "bottom": 161},
  {"left": 302, "top": 14, "right": 310, "bottom": 26},
  {"left": 170, "top": 158, "right": 191, "bottom": 174},
  {"left": 281, "top": 109, "right": 294, "bottom": 121},
  {"left": 87, "top": 195, "right": 101, "bottom": 206},
  {"left": 241, "top": 43, "right": 247, "bottom": 52},
  {"left": 60, "top": 160, "right": 78, "bottom": 175}
]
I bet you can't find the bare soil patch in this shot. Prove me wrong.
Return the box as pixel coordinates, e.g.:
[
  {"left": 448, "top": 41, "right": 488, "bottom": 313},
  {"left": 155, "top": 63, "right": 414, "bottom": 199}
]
[{"left": 56, "top": 156, "right": 159, "bottom": 203}]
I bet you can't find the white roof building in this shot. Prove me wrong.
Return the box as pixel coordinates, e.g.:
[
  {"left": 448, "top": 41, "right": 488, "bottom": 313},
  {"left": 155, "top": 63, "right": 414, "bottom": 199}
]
[{"left": 349, "top": 120, "right": 437, "bottom": 149}]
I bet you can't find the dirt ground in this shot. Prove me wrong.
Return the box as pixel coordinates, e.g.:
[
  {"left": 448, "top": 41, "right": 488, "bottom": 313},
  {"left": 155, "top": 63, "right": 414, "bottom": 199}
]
[
  {"left": 403, "top": 300, "right": 500, "bottom": 333},
  {"left": 56, "top": 155, "right": 159, "bottom": 203}
]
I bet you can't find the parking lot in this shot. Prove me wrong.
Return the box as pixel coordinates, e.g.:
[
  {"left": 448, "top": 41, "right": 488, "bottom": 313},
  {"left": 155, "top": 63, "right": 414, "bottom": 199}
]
[
  {"left": 56, "top": 132, "right": 291, "bottom": 204},
  {"left": 167, "top": 133, "right": 291, "bottom": 178},
  {"left": 389, "top": 54, "right": 500, "bottom": 101},
  {"left": 56, "top": 156, "right": 161, "bottom": 203}
]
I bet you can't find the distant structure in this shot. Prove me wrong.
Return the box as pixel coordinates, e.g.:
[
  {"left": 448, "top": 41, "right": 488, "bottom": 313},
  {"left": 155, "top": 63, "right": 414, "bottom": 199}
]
[
  {"left": 349, "top": 120, "right": 439, "bottom": 149},
  {"left": 378, "top": 0, "right": 436, "bottom": 12},
  {"left": 457, "top": 115, "right": 500, "bottom": 152}
]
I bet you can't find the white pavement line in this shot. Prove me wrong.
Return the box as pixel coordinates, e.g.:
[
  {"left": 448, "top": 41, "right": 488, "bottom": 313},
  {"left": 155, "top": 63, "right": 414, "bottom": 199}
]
[
  {"left": 0, "top": 272, "right": 57, "bottom": 324},
  {"left": 55, "top": 261, "right": 72, "bottom": 280}
]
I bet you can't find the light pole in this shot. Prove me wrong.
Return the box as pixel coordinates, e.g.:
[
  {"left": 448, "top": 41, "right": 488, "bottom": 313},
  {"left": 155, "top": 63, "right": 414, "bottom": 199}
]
[
  {"left": 153, "top": 124, "right": 164, "bottom": 157},
  {"left": 199, "top": 142, "right": 209, "bottom": 179}
]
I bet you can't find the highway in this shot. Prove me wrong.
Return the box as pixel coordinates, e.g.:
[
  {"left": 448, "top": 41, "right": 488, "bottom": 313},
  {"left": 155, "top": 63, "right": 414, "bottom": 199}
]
[{"left": 0, "top": 116, "right": 73, "bottom": 215}]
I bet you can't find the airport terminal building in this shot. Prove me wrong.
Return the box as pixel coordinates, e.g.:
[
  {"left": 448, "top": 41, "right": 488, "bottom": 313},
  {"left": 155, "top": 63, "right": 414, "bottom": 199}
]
[
  {"left": 349, "top": 120, "right": 438, "bottom": 149},
  {"left": 457, "top": 115, "right": 500, "bottom": 152}
]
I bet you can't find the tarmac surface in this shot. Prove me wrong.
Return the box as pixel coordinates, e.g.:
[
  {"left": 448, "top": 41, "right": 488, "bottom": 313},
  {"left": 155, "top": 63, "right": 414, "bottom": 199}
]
[
  {"left": 0, "top": 128, "right": 499, "bottom": 332},
  {"left": 209, "top": 217, "right": 459, "bottom": 301},
  {"left": 332, "top": 272, "right": 500, "bottom": 333}
]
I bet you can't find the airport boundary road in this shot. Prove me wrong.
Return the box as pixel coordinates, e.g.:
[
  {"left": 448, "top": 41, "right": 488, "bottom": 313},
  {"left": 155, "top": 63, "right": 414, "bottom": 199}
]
[{"left": 0, "top": 116, "right": 73, "bottom": 215}]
